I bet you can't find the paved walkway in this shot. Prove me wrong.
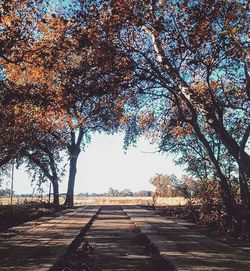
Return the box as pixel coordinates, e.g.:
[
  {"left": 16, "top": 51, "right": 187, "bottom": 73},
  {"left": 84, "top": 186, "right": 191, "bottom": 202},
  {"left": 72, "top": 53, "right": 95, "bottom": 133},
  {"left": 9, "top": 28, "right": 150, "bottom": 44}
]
[
  {"left": 124, "top": 206, "right": 250, "bottom": 271},
  {"left": 83, "top": 206, "right": 166, "bottom": 271},
  {"left": 0, "top": 206, "right": 99, "bottom": 271}
]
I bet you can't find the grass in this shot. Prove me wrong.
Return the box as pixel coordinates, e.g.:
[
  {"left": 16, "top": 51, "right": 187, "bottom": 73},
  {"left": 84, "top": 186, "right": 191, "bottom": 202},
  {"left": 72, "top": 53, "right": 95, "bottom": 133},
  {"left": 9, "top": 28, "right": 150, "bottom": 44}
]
[{"left": 0, "top": 196, "right": 188, "bottom": 206}]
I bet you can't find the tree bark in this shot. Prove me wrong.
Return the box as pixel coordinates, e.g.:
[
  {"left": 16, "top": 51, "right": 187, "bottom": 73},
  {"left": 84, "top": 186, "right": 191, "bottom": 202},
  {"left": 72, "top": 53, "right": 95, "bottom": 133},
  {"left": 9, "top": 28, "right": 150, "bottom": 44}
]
[
  {"left": 209, "top": 115, "right": 250, "bottom": 179},
  {"left": 64, "top": 128, "right": 84, "bottom": 207},
  {"left": 177, "top": 87, "right": 248, "bottom": 213},
  {"left": 239, "top": 168, "right": 250, "bottom": 208},
  {"left": 192, "top": 120, "right": 239, "bottom": 221},
  {"left": 52, "top": 180, "right": 59, "bottom": 205},
  {"left": 64, "top": 149, "right": 80, "bottom": 207}
]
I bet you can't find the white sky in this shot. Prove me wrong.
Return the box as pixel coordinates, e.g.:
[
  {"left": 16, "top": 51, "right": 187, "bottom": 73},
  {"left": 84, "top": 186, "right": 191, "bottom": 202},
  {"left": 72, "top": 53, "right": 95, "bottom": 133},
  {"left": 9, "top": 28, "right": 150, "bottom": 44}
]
[{"left": 5, "top": 133, "right": 185, "bottom": 195}]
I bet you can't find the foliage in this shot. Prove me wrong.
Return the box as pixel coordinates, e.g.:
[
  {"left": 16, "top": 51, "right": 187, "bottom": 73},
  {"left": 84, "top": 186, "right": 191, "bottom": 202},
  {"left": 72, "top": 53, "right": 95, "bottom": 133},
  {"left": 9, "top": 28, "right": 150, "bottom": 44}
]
[
  {"left": 0, "top": 188, "right": 12, "bottom": 196},
  {"left": 133, "top": 190, "right": 152, "bottom": 197},
  {"left": 150, "top": 174, "right": 181, "bottom": 198},
  {"left": 107, "top": 187, "right": 120, "bottom": 197},
  {"left": 119, "top": 189, "right": 133, "bottom": 197},
  {"left": 0, "top": 0, "right": 249, "bottom": 212},
  {"left": 0, "top": 0, "right": 132, "bottom": 206},
  {"left": 77, "top": 189, "right": 152, "bottom": 197},
  {"left": 105, "top": 0, "right": 250, "bottom": 216}
]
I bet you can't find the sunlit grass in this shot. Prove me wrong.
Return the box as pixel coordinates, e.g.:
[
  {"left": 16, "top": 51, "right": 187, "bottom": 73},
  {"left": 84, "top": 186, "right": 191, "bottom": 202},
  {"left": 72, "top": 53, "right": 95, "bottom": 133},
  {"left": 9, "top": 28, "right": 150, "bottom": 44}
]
[{"left": 0, "top": 196, "right": 189, "bottom": 206}]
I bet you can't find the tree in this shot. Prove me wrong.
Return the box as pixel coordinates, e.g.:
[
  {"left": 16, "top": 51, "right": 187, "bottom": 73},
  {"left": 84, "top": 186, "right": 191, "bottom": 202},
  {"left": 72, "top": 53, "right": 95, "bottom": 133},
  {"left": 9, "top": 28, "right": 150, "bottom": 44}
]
[
  {"left": 120, "top": 189, "right": 133, "bottom": 197},
  {"left": 158, "top": 119, "right": 239, "bottom": 197},
  {"left": 107, "top": 187, "right": 120, "bottom": 197},
  {"left": 1, "top": 0, "right": 248, "bottom": 214},
  {"left": 0, "top": 0, "right": 62, "bottom": 168},
  {"left": 133, "top": 190, "right": 152, "bottom": 197},
  {"left": 175, "top": 176, "right": 201, "bottom": 199},
  {"left": 150, "top": 174, "right": 180, "bottom": 198},
  {"left": 0, "top": 188, "right": 13, "bottom": 197},
  {"left": 1, "top": 2, "right": 132, "bottom": 206},
  {"left": 105, "top": 0, "right": 250, "bottom": 217},
  {"left": 20, "top": 134, "right": 66, "bottom": 205}
]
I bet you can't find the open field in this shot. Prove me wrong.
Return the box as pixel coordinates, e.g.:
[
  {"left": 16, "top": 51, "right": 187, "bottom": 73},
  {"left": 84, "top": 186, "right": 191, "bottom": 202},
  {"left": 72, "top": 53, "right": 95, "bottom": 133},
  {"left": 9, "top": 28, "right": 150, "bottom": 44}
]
[
  {"left": 74, "top": 196, "right": 189, "bottom": 206},
  {"left": 0, "top": 196, "right": 189, "bottom": 206},
  {"left": 0, "top": 196, "right": 64, "bottom": 206}
]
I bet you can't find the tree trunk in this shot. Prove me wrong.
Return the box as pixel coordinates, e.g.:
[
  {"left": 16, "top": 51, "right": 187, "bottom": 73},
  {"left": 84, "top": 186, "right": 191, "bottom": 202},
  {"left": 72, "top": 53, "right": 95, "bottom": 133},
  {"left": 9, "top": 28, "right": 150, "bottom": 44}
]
[
  {"left": 192, "top": 121, "right": 239, "bottom": 221},
  {"left": 210, "top": 116, "right": 250, "bottom": 179},
  {"left": 64, "top": 129, "right": 84, "bottom": 207},
  {"left": 239, "top": 169, "right": 250, "bottom": 209},
  {"left": 239, "top": 152, "right": 250, "bottom": 178},
  {"left": 52, "top": 180, "right": 59, "bottom": 205},
  {"left": 64, "top": 152, "right": 79, "bottom": 207},
  {"left": 219, "top": 174, "right": 239, "bottom": 222}
]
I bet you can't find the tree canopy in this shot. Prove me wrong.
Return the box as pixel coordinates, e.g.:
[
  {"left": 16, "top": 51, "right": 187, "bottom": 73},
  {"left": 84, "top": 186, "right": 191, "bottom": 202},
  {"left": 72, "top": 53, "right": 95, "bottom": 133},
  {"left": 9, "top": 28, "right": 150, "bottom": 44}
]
[{"left": 0, "top": 0, "right": 249, "bottom": 214}]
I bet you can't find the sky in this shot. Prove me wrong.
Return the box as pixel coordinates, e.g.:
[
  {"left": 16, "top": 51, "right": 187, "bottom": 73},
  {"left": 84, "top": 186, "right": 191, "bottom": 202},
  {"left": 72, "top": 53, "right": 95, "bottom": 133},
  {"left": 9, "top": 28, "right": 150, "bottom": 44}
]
[{"left": 3, "top": 133, "right": 185, "bottom": 195}]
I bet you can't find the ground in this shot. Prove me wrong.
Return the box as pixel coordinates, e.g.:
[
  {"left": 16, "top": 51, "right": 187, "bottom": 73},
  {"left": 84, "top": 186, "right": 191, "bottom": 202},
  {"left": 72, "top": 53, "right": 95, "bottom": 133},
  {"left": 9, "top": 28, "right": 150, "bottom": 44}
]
[
  {"left": 0, "top": 204, "right": 250, "bottom": 271},
  {"left": 0, "top": 201, "right": 66, "bottom": 232}
]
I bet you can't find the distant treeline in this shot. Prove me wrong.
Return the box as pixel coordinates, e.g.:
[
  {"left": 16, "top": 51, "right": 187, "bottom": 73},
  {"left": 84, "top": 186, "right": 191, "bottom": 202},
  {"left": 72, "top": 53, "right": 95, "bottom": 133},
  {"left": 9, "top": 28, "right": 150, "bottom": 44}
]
[
  {"left": 0, "top": 188, "right": 152, "bottom": 198},
  {"left": 77, "top": 188, "right": 152, "bottom": 197},
  {"left": 0, "top": 188, "right": 14, "bottom": 197}
]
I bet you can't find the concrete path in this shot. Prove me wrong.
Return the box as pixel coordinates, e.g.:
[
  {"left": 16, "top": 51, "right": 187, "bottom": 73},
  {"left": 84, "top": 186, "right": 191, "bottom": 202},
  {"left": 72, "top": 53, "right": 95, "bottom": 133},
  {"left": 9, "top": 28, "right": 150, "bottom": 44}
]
[
  {"left": 83, "top": 206, "right": 166, "bottom": 271},
  {"left": 123, "top": 206, "right": 250, "bottom": 271},
  {"left": 0, "top": 206, "right": 99, "bottom": 271}
]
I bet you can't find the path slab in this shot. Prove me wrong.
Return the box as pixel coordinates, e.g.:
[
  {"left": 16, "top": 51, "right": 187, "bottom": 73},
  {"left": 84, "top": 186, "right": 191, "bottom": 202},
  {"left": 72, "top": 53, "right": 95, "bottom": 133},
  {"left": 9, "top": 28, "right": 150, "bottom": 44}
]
[
  {"left": 123, "top": 206, "right": 250, "bottom": 271},
  {"left": 83, "top": 206, "right": 166, "bottom": 271},
  {"left": 0, "top": 206, "right": 99, "bottom": 271}
]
